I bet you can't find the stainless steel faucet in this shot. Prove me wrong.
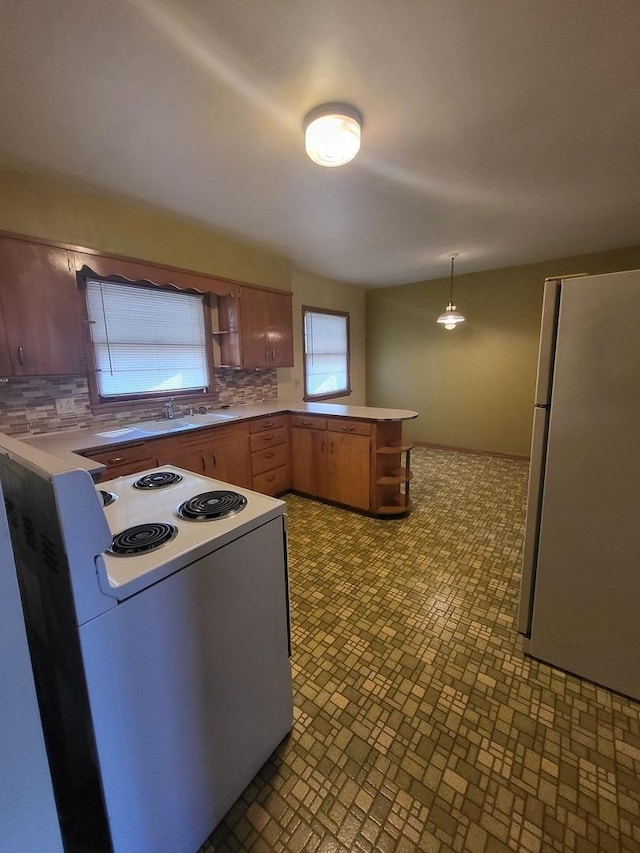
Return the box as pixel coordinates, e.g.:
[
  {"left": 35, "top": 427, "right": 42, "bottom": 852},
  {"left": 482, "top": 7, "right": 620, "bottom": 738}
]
[{"left": 165, "top": 397, "right": 175, "bottom": 419}]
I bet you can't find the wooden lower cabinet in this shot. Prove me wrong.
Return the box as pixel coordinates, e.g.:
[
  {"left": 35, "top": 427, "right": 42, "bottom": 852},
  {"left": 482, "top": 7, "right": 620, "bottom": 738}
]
[
  {"left": 156, "top": 423, "right": 252, "bottom": 489},
  {"left": 291, "top": 426, "right": 327, "bottom": 497},
  {"left": 291, "top": 416, "right": 372, "bottom": 512},
  {"left": 326, "top": 431, "right": 370, "bottom": 511},
  {"left": 249, "top": 415, "right": 290, "bottom": 495},
  {"left": 291, "top": 416, "right": 413, "bottom": 515}
]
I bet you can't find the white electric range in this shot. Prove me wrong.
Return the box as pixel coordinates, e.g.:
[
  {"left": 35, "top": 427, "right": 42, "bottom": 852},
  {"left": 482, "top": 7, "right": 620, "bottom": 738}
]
[{"left": 0, "top": 434, "right": 293, "bottom": 853}]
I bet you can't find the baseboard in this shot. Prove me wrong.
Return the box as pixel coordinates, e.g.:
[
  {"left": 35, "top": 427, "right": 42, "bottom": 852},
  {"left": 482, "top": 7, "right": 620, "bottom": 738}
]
[{"left": 413, "top": 441, "right": 530, "bottom": 461}]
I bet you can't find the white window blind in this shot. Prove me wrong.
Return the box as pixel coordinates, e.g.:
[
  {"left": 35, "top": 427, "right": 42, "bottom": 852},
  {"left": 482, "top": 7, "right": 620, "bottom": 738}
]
[
  {"left": 304, "top": 310, "right": 349, "bottom": 398},
  {"left": 85, "top": 279, "right": 209, "bottom": 399}
]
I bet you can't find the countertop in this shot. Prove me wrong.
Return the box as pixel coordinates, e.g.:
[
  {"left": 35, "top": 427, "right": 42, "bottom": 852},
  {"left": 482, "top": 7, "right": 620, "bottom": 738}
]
[{"left": 20, "top": 401, "right": 418, "bottom": 475}]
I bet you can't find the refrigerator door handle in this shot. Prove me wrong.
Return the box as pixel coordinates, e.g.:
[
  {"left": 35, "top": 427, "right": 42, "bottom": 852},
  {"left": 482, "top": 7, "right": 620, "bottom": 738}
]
[{"left": 518, "top": 405, "right": 549, "bottom": 636}]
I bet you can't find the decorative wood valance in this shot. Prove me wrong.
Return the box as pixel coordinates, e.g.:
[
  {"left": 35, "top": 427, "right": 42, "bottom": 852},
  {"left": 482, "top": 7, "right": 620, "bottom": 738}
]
[{"left": 72, "top": 252, "right": 239, "bottom": 298}]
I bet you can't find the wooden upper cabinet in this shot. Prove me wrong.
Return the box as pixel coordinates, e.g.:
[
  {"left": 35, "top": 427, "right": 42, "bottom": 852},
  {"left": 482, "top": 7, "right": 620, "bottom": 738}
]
[
  {"left": 265, "top": 288, "right": 294, "bottom": 368},
  {"left": 217, "top": 286, "right": 293, "bottom": 369},
  {"left": 0, "top": 237, "right": 84, "bottom": 376}
]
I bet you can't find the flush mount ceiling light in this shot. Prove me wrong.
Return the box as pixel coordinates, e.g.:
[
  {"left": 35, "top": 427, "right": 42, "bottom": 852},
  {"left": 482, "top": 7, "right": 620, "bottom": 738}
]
[
  {"left": 437, "top": 253, "right": 466, "bottom": 330},
  {"left": 303, "top": 103, "right": 363, "bottom": 167}
]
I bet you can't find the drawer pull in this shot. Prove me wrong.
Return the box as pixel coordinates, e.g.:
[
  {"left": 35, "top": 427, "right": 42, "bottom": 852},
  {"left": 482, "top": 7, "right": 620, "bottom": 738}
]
[
  {"left": 342, "top": 426, "right": 355, "bottom": 432},
  {"left": 18, "top": 346, "right": 25, "bottom": 366},
  {"left": 262, "top": 434, "right": 274, "bottom": 442},
  {"left": 265, "top": 452, "right": 275, "bottom": 459},
  {"left": 302, "top": 420, "right": 312, "bottom": 425},
  {"left": 108, "top": 456, "right": 125, "bottom": 464},
  {"left": 266, "top": 474, "right": 276, "bottom": 482},
  {"left": 263, "top": 422, "right": 274, "bottom": 429}
]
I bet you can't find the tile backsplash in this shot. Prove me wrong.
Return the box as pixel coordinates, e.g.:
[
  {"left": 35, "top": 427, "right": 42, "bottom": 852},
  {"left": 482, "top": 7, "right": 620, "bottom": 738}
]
[{"left": 0, "top": 369, "right": 278, "bottom": 437}]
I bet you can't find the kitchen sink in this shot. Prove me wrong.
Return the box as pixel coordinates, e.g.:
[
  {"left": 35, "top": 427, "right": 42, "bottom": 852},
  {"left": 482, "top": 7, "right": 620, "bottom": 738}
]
[{"left": 131, "top": 412, "right": 238, "bottom": 436}]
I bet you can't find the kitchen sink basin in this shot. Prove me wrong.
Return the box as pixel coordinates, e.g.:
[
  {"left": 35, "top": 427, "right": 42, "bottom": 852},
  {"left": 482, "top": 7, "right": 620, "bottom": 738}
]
[
  {"left": 131, "top": 412, "right": 239, "bottom": 436},
  {"left": 133, "top": 418, "right": 201, "bottom": 435}
]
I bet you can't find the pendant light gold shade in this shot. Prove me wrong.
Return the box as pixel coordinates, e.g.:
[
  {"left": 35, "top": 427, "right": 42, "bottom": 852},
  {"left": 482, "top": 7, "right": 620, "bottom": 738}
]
[{"left": 437, "top": 255, "right": 465, "bottom": 330}]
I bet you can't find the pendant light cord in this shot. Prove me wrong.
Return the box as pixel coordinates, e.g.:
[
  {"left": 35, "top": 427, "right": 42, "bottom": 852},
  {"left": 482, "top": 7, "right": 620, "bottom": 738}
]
[{"left": 449, "top": 255, "right": 455, "bottom": 305}]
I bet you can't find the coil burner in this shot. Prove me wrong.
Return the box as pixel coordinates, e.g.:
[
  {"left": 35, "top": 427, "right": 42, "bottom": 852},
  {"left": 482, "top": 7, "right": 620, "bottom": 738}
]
[
  {"left": 175, "top": 491, "right": 248, "bottom": 522},
  {"left": 108, "top": 522, "right": 178, "bottom": 556},
  {"left": 133, "top": 471, "right": 183, "bottom": 490}
]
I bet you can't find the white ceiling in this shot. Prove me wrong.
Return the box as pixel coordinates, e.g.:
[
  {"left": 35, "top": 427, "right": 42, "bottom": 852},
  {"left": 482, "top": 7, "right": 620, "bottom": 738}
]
[{"left": 1, "top": 0, "right": 639, "bottom": 286}]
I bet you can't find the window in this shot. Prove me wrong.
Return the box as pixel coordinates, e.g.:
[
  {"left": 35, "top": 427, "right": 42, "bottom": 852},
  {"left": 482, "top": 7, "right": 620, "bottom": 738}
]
[
  {"left": 303, "top": 307, "right": 351, "bottom": 401},
  {"left": 84, "top": 277, "right": 210, "bottom": 402}
]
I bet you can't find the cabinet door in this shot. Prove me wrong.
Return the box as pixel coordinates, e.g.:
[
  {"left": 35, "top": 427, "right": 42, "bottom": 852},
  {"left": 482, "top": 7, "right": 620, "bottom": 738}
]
[
  {"left": 326, "top": 433, "right": 371, "bottom": 511},
  {"left": 266, "top": 290, "right": 293, "bottom": 368},
  {"left": 0, "top": 238, "right": 84, "bottom": 376},
  {"left": 291, "top": 427, "right": 327, "bottom": 497},
  {"left": 239, "top": 287, "right": 270, "bottom": 368},
  {"left": 209, "top": 431, "right": 252, "bottom": 488},
  {"left": 156, "top": 433, "right": 211, "bottom": 476}
]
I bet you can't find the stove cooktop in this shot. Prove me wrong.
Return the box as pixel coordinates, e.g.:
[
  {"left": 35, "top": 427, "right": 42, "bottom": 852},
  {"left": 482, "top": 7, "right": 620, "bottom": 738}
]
[{"left": 97, "top": 465, "right": 285, "bottom": 594}]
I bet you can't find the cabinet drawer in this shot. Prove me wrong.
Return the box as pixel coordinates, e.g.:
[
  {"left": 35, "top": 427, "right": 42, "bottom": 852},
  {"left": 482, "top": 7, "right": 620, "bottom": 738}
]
[
  {"left": 327, "top": 419, "right": 371, "bottom": 436},
  {"left": 166, "top": 423, "right": 248, "bottom": 451},
  {"left": 290, "top": 415, "right": 326, "bottom": 430},
  {"left": 251, "top": 443, "right": 288, "bottom": 476},
  {"left": 90, "top": 442, "right": 153, "bottom": 467},
  {"left": 249, "top": 427, "right": 286, "bottom": 452},
  {"left": 253, "top": 465, "right": 289, "bottom": 496},
  {"left": 249, "top": 414, "right": 287, "bottom": 433}
]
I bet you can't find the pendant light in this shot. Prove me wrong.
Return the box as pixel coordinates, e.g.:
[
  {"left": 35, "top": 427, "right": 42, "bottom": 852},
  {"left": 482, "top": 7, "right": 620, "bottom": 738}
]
[
  {"left": 437, "top": 254, "right": 466, "bottom": 330},
  {"left": 303, "top": 103, "right": 362, "bottom": 167}
]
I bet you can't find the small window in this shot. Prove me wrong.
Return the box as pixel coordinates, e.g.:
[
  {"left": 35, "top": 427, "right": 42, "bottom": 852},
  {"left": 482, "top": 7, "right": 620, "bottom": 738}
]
[
  {"left": 303, "top": 307, "right": 351, "bottom": 401},
  {"left": 84, "top": 277, "right": 210, "bottom": 402}
]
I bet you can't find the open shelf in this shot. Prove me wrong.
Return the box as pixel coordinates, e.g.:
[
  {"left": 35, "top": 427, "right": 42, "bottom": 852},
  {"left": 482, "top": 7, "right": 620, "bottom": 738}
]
[
  {"left": 376, "top": 444, "right": 415, "bottom": 455},
  {"left": 374, "top": 433, "right": 413, "bottom": 516},
  {"left": 376, "top": 467, "right": 413, "bottom": 486},
  {"left": 375, "top": 496, "right": 413, "bottom": 516}
]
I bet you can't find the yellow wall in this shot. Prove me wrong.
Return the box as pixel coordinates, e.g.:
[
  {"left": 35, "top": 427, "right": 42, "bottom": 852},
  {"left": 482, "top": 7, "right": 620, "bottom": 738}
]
[
  {"left": 0, "top": 168, "right": 291, "bottom": 290},
  {"left": 366, "top": 245, "right": 640, "bottom": 456},
  {"left": 278, "top": 270, "right": 367, "bottom": 405}
]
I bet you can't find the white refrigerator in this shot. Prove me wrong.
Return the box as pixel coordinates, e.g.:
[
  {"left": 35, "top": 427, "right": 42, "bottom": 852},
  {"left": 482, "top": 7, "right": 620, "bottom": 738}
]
[{"left": 518, "top": 268, "right": 640, "bottom": 701}]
